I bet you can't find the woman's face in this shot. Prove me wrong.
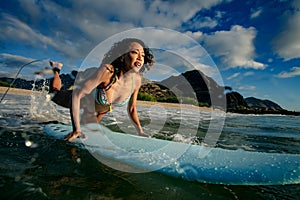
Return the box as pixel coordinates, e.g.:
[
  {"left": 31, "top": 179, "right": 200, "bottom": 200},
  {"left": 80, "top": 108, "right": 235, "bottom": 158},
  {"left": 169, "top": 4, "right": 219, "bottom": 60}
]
[{"left": 124, "top": 42, "right": 145, "bottom": 72}]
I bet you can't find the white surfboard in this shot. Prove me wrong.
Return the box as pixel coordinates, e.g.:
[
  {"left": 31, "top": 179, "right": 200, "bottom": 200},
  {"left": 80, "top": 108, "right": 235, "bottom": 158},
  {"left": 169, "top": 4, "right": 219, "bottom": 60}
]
[{"left": 44, "top": 123, "right": 300, "bottom": 185}]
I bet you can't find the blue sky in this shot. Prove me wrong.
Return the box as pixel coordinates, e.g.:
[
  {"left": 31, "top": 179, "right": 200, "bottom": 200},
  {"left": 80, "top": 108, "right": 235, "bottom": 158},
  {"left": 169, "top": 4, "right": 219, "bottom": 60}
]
[{"left": 0, "top": 0, "right": 299, "bottom": 111}]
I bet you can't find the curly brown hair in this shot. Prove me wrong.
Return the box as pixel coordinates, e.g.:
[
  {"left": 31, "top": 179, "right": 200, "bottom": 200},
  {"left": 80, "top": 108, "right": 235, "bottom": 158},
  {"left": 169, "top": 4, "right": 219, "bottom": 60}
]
[{"left": 101, "top": 38, "right": 155, "bottom": 77}]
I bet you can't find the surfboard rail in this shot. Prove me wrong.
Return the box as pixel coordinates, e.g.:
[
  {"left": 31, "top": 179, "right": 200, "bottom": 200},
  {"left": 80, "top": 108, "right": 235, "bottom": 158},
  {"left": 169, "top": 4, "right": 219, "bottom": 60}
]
[{"left": 44, "top": 123, "right": 300, "bottom": 185}]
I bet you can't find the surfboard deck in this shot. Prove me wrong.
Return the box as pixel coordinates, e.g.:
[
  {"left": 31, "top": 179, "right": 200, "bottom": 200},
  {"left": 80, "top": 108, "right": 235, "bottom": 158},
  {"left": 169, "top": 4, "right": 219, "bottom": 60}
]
[{"left": 44, "top": 123, "right": 300, "bottom": 185}]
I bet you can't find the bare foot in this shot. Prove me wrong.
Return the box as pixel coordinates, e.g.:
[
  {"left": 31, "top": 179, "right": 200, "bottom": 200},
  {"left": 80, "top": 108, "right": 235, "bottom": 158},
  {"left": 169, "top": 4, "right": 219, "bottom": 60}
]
[
  {"left": 64, "top": 131, "right": 87, "bottom": 142},
  {"left": 50, "top": 61, "right": 63, "bottom": 70}
]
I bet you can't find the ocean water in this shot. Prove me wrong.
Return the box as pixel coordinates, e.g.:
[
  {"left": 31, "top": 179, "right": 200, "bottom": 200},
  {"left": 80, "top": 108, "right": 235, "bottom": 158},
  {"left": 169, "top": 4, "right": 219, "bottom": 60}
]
[{"left": 0, "top": 91, "right": 300, "bottom": 200}]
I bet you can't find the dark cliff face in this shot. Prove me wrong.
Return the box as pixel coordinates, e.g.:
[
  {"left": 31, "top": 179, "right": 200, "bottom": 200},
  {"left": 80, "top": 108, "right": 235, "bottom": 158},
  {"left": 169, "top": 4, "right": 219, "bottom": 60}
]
[
  {"left": 160, "top": 70, "right": 226, "bottom": 109},
  {"left": 244, "top": 97, "right": 283, "bottom": 111},
  {"left": 160, "top": 70, "right": 209, "bottom": 101},
  {"left": 226, "top": 91, "right": 249, "bottom": 111}
]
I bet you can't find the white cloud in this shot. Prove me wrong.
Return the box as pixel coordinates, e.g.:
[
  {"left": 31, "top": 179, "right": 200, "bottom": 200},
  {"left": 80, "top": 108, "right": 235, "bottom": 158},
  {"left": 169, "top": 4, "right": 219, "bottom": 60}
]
[
  {"left": 18, "top": 0, "right": 41, "bottom": 20},
  {"left": 0, "top": 14, "right": 51, "bottom": 46},
  {"left": 273, "top": 0, "right": 300, "bottom": 60},
  {"left": 0, "top": 53, "right": 32, "bottom": 76},
  {"left": 238, "top": 85, "right": 256, "bottom": 91},
  {"left": 186, "top": 16, "right": 218, "bottom": 30},
  {"left": 0, "top": 53, "right": 33, "bottom": 65},
  {"left": 244, "top": 71, "right": 254, "bottom": 76},
  {"left": 67, "top": 0, "right": 226, "bottom": 36},
  {"left": 250, "top": 8, "right": 263, "bottom": 19},
  {"left": 185, "top": 31, "right": 203, "bottom": 42},
  {"left": 277, "top": 67, "right": 300, "bottom": 78},
  {"left": 0, "top": 13, "right": 85, "bottom": 60},
  {"left": 144, "top": 0, "right": 226, "bottom": 26},
  {"left": 0, "top": 53, "right": 49, "bottom": 78},
  {"left": 202, "top": 25, "right": 265, "bottom": 69},
  {"left": 0, "top": 0, "right": 229, "bottom": 65},
  {"left": 227, "top": 72, "right": 240, "bottom": 80},
  {"left": 15, "top": 0, "right": 228, "bottom": 60}
]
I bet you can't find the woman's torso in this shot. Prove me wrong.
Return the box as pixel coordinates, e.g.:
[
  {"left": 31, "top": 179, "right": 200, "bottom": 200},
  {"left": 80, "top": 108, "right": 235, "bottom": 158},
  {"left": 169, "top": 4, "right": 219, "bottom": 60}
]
[{"left": 94, "top": 71, "right": 141, "bottom": 113}]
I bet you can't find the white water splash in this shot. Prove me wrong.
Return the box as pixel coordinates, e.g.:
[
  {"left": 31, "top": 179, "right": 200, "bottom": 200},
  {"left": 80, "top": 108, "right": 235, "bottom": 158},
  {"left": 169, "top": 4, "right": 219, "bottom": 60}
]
[{"left": 29, "top": 76, "right": 70, "bottom": 123}]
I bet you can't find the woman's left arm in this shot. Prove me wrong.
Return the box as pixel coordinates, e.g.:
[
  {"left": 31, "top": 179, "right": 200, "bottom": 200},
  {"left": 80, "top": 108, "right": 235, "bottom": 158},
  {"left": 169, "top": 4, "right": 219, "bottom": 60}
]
[{"left": 127, "top": 81, "right": 149, "bottom": 137}]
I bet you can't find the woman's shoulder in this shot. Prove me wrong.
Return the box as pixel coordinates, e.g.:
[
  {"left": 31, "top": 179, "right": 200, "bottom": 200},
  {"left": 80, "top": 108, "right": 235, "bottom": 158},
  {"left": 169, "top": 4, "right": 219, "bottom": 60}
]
[
  {"left": 100, "top": 64, "right": 114, "bottom": 73},
  {"left": 95, "top": 64, "right": 114, "bottom": 78}
]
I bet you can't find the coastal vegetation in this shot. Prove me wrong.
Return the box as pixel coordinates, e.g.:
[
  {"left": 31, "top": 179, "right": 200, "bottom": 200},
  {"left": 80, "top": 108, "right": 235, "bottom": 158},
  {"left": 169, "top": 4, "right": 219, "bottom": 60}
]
[{"left": 0, "top": 80, "right": 14, "bottom": 88}]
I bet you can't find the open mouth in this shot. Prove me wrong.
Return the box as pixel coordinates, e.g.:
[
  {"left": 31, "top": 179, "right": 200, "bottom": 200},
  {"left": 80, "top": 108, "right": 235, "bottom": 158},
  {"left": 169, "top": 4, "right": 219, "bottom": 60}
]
[{"left": 134, "top": 62, "right": 142, "bottom": 68}]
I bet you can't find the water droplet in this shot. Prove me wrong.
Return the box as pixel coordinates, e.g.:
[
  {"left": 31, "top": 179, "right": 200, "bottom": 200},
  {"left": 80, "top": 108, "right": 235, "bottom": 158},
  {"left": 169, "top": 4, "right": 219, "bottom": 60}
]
[
  {"left": 15, "top": 176, "right": 21, "bottom": 182},
  {"left": 25, "top": 140, "right": 32, "bottom": 147}
]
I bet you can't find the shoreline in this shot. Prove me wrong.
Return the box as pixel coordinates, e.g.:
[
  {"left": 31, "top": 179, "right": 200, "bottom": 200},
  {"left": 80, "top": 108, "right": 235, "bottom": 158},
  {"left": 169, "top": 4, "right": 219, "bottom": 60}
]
[
  {"left": 0, "top": 86, "right": 213, "bottom": 111},
  {"left": 136, "top": 100, "right": 214, "bottom": 112},
  {"left": 1, "top": 87, "right": 298, "bottom": 115}
]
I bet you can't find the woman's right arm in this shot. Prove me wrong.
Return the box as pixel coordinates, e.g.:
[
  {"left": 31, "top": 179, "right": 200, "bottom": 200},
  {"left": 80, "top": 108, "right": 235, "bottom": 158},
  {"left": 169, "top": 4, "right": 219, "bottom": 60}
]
[{"left": 65, "top": 65, "right": 112, "bottom": 141}]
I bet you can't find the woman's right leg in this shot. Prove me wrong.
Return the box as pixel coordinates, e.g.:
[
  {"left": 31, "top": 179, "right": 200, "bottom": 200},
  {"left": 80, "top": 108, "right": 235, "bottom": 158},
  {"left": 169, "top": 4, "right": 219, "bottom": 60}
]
[
  {"left": 51, "top": 71, "right": 62, "bottom": 91},
  {"left": 49, "top": 61, "right": 63, "bottom": 91},
  {"left": 48, "top": 61, "right": 72, "bottom": 108}
]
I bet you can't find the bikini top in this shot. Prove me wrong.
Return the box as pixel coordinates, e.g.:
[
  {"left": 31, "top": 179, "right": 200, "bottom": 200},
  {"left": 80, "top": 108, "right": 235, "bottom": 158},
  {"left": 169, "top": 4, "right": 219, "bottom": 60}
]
[{"left": 93, "top": 75, "right": 134, "bottom": 112}]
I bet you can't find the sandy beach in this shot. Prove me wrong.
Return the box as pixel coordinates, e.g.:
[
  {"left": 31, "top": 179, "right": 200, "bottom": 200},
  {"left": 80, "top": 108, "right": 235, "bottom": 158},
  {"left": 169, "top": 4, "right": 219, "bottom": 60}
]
[
  {"left": 0, "top": 86, "right": 42, "bottom": 96},
  {"left": 0, "top": 86, "right": 213, "bottom": 111},
  {"left": 136, "top": 99, "right": 213, "bottom": 111}
]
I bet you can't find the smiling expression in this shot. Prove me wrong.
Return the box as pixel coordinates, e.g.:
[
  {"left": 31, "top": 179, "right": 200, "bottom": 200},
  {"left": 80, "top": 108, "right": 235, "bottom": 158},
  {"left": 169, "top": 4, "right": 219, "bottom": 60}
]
[{"left": 124, "top": 42, "right": 145, "bottom": 72}]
